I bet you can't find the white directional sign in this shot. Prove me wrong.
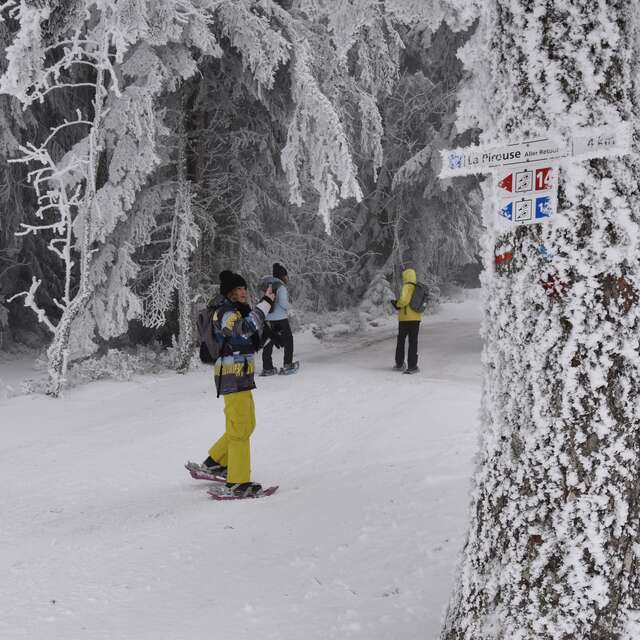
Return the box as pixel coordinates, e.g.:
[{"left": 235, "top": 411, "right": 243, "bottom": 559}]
[
  {"left": 439, "top": 125, "right": 632, "bottom": 179},
  {"left": 439, "top": 124, "right": 632, "bottom": 227},
  {"left": 570, "top": 128, "right": 630, "bottom": 158},
  {"left": 441, "top": 138, "right": 563, "bottom": 177}
]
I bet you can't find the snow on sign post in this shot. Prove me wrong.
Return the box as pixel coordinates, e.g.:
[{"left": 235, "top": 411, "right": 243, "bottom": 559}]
[{"left": 439, "top": 125, "right": 632, "bottom": 227}]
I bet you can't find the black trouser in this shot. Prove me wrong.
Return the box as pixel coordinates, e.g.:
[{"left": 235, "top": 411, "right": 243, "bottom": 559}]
[
  {"left": 262, "top": 319, "right": 294, "bottom": 369},
  {"left": 395, "top": 321, "right": 420, "bottom": 369}
]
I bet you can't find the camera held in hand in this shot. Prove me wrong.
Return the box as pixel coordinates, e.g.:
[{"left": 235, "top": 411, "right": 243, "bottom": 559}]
[{"left": 259, "top": 276, "right": 282, "bottom": 294}]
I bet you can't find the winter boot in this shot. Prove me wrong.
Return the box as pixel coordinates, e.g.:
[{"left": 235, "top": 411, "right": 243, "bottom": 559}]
[
  {"left": 404, "top": 366, "right": 419, "bottom": 375},
  {"left": 260, "top": 368, "right": 278, "bottom": 377},
  {"left": 392, "top": 363, "right": 405, "bottom": 371},
  {"left": 225, "top": 482, "right": 263, "bottom": 498},
  {"left": 185, "top": 459, "right": 227, "bottom": 482},
  {"left": 202, "top": 456, "right": 227, "bottom": 478},
  {"left": 280, "top": 361, "right": 300, "bottom": 375}
]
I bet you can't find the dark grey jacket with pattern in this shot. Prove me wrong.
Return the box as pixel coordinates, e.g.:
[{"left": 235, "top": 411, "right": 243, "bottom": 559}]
[{"left": 212, "top": 297, "right": 272, "bottom": 396}]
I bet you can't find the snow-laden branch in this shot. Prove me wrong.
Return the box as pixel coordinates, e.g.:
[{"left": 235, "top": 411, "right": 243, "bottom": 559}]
[
  {"left": 7, "top": 277, "right": 56, "bottom": 333},
  {"left": 0, "top": 0, "right": 16, "bottom": 22},
  {"left": 280, "top": 29, "right": 363, "bottom": 230}
]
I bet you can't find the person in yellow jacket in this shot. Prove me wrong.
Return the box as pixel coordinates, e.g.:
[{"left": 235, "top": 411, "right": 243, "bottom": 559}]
[{"left": 392, "top": 268, "right": 423, "bottom": 374}]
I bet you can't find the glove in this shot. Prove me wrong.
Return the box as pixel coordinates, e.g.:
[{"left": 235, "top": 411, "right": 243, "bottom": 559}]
[
  {"left": 235, "top": 302, "right": 252, "bottom": 317},
  {"left": 263, "top": 324, "right": 283, "bottom": 349}
]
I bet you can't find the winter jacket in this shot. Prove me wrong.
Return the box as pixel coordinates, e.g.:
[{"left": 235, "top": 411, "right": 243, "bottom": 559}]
[
  {"left": 396, "top": 268, "right": 423, "bottom": 322},
  {"left": 212, "top": 297, "right": 271, "bottom": 396},
  {"left": 267, "top": 279, "right": 289, "bottom": 321}
]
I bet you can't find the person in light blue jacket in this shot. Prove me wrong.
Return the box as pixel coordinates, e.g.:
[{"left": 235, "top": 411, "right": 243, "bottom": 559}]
[{"left": 261, "top": 263, "right": 297, "bottom": 375}]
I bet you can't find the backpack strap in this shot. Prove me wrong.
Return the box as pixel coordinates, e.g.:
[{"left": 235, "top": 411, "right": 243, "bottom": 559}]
[
  {"left": 398, "top": 281, "right": 416, "bottom": 309},
  {"left": 215, "top": 335, "right": 230, "bottom": 398}
]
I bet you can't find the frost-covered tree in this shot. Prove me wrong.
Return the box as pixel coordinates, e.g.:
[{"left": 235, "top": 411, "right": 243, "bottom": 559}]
[
  {"left": 1, "top": 0, "right": 398, "bottom": 363},
  {"left": 1, "top": 0, "right": 219, "bottom": 395},
  {"left": 358, "top": 270, "right": 395, "bottom": 321},
  {"left": 0, "top": 15, "right": 58, "bottom": 347},
  {"left": 442, "top": 2, "right": 640, "bottom": 639},
  {"left": 328, "top": 16, "right": 482, "bottom": 301},
  {"left": 181, "top": 6, "right": 386, "bottom": 310},
  {"left": 209, "top": 0, "right": 369, "bottom": 229},
  {"left": 388, "top": 24, "right": 482, "bottom": 282},
  {"left": 1, "top": 0, "right": 483, "bottom": 379},
  {"left": 141, "top": 93, "right": 199, "bottom": 372}
]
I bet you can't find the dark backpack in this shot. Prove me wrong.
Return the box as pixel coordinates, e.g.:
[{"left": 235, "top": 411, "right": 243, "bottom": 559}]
[
  {"left": 196, "top": 295, "right": 225, "bottom": 364},
  {"left": 409, "top": 281, "right": 429, "bottom": 313}
]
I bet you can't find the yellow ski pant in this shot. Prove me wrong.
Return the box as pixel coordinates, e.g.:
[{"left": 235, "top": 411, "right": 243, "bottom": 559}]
[{"left": 208, "top": 390, "right": 256, "bottom": 484}]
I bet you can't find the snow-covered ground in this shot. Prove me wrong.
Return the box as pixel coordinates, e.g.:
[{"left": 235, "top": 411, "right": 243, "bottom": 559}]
[
  {"left": 0, "top": 350, "right": 44, "bottom": 399},
  {"left": 0, "top": 295, "right": 482, "bottom": 640}
]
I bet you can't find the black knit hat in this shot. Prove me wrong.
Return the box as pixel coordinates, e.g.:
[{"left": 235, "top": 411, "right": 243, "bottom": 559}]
[
  {"left": 219, "top": 270, "right": 247, "bottom": 297},
  {"left": 273, "top": 263, "right": 288, "bottom": 280}
]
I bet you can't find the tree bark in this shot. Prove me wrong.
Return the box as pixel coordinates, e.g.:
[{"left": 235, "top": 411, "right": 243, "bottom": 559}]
[{"left": 174, "top": 99, "right": 195, "bottom": 373}]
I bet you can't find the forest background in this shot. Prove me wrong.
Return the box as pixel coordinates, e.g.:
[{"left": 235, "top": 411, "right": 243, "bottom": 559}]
[{"left": 0, "top": 0, "right": 482, "bottom": 389}]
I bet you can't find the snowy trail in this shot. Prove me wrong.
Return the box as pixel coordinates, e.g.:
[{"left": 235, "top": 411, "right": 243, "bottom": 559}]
[{"left": 0, "top": 298, "right": 482, "bottom": 640}]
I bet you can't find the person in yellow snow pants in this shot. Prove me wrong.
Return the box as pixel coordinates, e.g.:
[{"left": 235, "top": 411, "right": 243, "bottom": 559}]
[
  {"left": 208, "top": 390, "right": 256, "bottom": 484},
  {"left": 194, "top": 269, "right": 275, "bottom": 498}
]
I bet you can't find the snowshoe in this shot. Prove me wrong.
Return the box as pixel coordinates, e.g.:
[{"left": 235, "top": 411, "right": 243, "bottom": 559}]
[
  {"left": 279, "top": 361, "right": 300, "bottom": 375},
  {"left": 260, "top": 368, "right": 278, "bottom": 377},
  {"left": 403, "top": 366, "right": 419, "bottom": 375},
  {"left": 185, "top": 460, "right": 227, "bottom": 483},
  {"left": 207, "top": 482, "right": 279, "bottom": 501}
]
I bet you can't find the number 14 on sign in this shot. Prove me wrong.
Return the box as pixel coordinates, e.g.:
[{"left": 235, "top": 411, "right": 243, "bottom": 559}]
[{"left": 497, "top": 166, "right": 556, "bottom": 196}]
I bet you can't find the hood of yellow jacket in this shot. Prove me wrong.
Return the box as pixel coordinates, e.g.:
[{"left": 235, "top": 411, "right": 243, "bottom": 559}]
[{"left": 402, "top": 268, "right": 417, "bottom": 284}]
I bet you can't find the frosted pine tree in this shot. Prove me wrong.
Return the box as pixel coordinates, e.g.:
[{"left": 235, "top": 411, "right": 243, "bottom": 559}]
[
  {"left": 2, "top": 0, "right": 120, "bottom": 395},
  {"left": 359, "top": 270, "right": 395, "bottom": 322},
  {"left": 442, "top": 2, "right": 640, "bottom": 639},
  {"left": 142, "top": 95, "right": 199, "bottom": 373},
  {"left": 1, "top": 0, "right": 218, "bottom": 394},
  {"left": 171, "top": 113, "right": 197, "bottom": 373}
]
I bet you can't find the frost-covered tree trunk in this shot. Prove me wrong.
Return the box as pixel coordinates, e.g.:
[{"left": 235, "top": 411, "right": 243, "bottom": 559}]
[
  {"left": 4, "top": 16, "right": 113, "bottom": 396},
  {"left": 443, "top": 2, "right": 640, "bottom": 639},
  {"left": 174, "top": 105, "right": 196, "bottom": 373},
  {"left": 141, "top": 95, "right": 200, "bottom": 367},
  {"left": 45, "top": 53, "right": 109, "bottom": 397}
]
